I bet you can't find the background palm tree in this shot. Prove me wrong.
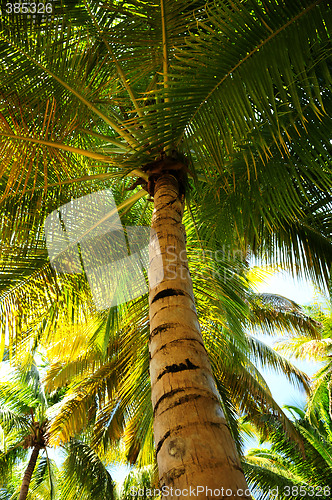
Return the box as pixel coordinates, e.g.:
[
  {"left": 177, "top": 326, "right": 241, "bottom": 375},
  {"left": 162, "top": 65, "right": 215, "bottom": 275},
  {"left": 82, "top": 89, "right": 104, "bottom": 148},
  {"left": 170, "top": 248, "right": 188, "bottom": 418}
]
[
  {"left": 243, "top": 293, "right": 332, "bottom": 499},
  {"left": 0, "top": 363, "right": 56, "bottom": 500},
  {"left": 0, "top": 0, "right": 332, "bottom": 494},
  {"left": 0, "top": 361, "right": 116, "bottom": 500},
  {"left": 274, "top": 294, "right": 332, "bottom": 421},
  {"left": 119, "top": 466, "right": 159, "bottom": 500},
  {"left": 244, "top": 404, "right": 332, "bottom": 500}
]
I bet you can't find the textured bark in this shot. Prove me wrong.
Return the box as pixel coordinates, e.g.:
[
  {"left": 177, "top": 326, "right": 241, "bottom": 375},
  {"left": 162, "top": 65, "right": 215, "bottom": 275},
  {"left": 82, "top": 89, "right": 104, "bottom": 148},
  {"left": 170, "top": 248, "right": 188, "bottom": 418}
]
[
  {"left": 149, "top": 173, "right": 252, "bottom": 499},
  {"left": 19, "top": 445, "right": 40, "bottom": 500}
]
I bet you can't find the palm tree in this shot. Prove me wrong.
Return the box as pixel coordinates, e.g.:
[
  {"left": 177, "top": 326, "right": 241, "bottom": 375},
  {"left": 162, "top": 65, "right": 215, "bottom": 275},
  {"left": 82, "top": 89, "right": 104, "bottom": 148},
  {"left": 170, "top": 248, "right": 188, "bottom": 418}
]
[
  {"left": 0, "top": 0, "right": 332, "bottom": 495},
  {"left": 243, "top": 296, "right": 332, "bottom": 499},
  {"left": 244, "top": 404, "right": 332, "bottom": 500},
  {"left": 0, "top": 364, "right": 55, "bottom": 500},
  {"left": 58, "top": 438, "right": 115, "bottom": 500},
  {"left": 119, "top": 466, "right": 159, "bottom": 500},
  {"left": 274, "top": 296, "right": 332, "bottom": 421},
  {"left": 0, "top": 361, "right": 116, "bottom": 500}
]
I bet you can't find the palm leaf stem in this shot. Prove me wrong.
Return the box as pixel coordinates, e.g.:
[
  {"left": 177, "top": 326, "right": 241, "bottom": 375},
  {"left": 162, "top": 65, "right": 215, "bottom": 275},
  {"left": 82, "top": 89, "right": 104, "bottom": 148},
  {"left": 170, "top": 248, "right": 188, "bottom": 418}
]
[
  {"left": 0, "top": 134, "right": 112, "bottom": 162},
  {"left": 161, "top": 0, "right": 169, "bottom": 102}
]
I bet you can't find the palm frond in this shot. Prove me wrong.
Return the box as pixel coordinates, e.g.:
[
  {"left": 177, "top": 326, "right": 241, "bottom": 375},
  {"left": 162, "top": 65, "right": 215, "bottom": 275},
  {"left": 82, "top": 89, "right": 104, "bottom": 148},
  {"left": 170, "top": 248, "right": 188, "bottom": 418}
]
[{"left": 59, "top": 439, "right": 115, "bottom": 500}]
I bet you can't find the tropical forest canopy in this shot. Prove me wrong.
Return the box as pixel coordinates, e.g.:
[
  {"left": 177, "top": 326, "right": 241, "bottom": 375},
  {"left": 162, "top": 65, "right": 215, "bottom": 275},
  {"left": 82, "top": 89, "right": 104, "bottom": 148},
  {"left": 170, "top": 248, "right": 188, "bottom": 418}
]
[{"left": 0, "top": 0, "right": 331, "bottom": 499}]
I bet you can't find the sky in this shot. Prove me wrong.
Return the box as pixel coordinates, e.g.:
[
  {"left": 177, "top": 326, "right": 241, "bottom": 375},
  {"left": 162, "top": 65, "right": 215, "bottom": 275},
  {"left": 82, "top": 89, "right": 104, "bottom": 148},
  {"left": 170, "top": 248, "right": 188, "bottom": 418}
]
[{"left": 255, "top": 271, "right": 317, "bottom": 309}]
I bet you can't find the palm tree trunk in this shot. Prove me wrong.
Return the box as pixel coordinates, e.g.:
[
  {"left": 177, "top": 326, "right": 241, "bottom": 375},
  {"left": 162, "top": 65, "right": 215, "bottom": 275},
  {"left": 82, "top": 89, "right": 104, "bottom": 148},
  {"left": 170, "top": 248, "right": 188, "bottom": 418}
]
[
  {"left": 19, "top": 445, "right": 40, "bottom": 500},
  {"left": 149, "top": 173, "right": 251, "bottom": 499}
]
